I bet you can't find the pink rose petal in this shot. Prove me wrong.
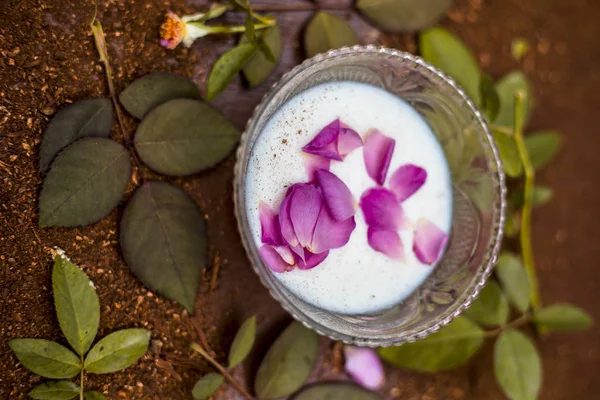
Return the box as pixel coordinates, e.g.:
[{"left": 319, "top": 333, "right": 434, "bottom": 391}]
[
  {"left": 389, "top": 164, "right": 428, "bottom": 202},
  {"left": 290, "top": 183, "right": 323, "bottom": 248},
  {"left": 278, "top": 189, "right": 299, "bottom": 248},
  {"left": 259, "top": 201, "right": 283, "bottom": 246},
  {"left": 315, "top": 169, "right": 356, "bottom": 221},
  {"left": 259, "top": 245, "right": 294, "bottom": 273},
  {"left": 302, "top": 119, "right": 362, "bottom": 161},
  {"left": 302, "top": 153, "right": 331, "bottom": 181},
  {"left": 273, "top": 245, "right": 295, "bottom": 265},
  {"left": 344, "top": 346, "right": 385, "bottom": 390},
  {"left": 360, "top": 188, "right": 404, "bottom": 231},
  {"left": 363, "top": 129, "right": 395, "bottom": 185},
  {"left": 337, "top": 122, "right": 363, "bottom": 157},
  {"left": 367, "top": 228, "right": 404, "bottom": 260},
  {"left": 413, "top": 219, "right": 449, "bottom": 265},
  {"left": 311, "top": 206, "right": 356, "bottom": 254},
  {"left": 296, "top": 250, "right": 329, "bottom": 270}
]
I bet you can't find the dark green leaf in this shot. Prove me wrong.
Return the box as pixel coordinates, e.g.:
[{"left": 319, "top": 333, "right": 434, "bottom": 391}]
[
  {"left": 492, "top": 130, "right": 522, "bottom": 177},
  {"left": 510, "top": 185, "right": 553, "bottom": 209},
  {"left": 420, "top": 27, "right": 482, "bottom": 105},
  {"left": 224, "top": 0, "right": 247, "bottom": 11},
  {"left": 119, "top": 73, "right": 202, "bottom": 119},
  {"left": 304, "top": 12, "right": 359, "bottom": 58},
  {"left": 120, "top": 181, "right": 208, "bottom": 312},
  {"left": 255, "top": 321, "right": 319, "bottom": 399},
  {"left": 464, "top": 280, "right": 509, "bottom": 327},
  {"left": 511, "top": 38, "right": 529, "bottom": 61},
  {"left": 134, "top": 99, "right": 240, "bottom": 176},
  {"left": 39, "top": 99, "right": 113, "bottom": 173},
  {"left": 292, "top": 383, "right": 380, "bottom": 400},
  {"left": 39, "top": 138, "right": 131, "bottom": 227},
  {"left": 257, "top": 37, "right": 276, "bottom": 63},
  {"left": 494, "top": 71, "right": 533, "bottom": 128},
  {"left": 241, "top": 24, "right": 282, "bottom": 87},
  {"left": 480, "top": 74, "right": 500, "bottom": 122},
  {"left": 228, "top": 316, "right": 256, "bottom": 368},
  {"left": 504, "top": 211, "right": 519, "bottom": 238},
  {"left": 357, "top": 0, "right": 452, "bottom": 32},
  {"left": 192, "top": 373, "right": 224, "bottom": 400},
  {"left": 532, "top": 304, "right": 592, "bottom": 332},
  {"left": 378, "top": 317, "right": 484, "bottom": 372},
  {"left": 83, "top": 391, "right": 108, "bottom": 400},
  {"left": 206, "top": 43, "right": 258, "bottom": 101},
  {"left": 84, "top": 328, "right": 150, "bottom": 374},
  {"left": 52, "top": 251, "right": 100, "bottom": 356},
  {"left": 524, "top": 131, "right": 561, "bottom": 170},
  {"left": 8, "top": 339, "right": 81, "bottom": 379},
  {"left": 244, "top": 12, "right": 256, "bottom": 42},
  {"left": 29, "top": 381, "right": 80, "bottom": 400},
  {"left": 494, "top": 329, "right": 541, "bottom": 400},
  {"left": 495, "top": 253, "right": 531, "bottom": 313}
]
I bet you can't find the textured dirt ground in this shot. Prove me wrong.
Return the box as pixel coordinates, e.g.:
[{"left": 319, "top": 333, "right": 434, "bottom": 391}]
[{"left": 1, "top": 0, "right": 599, "bottom": 399}]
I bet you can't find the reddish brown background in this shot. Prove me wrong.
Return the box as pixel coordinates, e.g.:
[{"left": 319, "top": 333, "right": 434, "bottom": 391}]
[{"left": 1, "top": 0, "right": 599, "bottom": 399}]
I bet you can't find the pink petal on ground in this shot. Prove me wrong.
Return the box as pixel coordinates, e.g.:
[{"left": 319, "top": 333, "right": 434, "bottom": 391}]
[
  {"left": 363, "top": 129, "right": 395, "bottom": 185},
  {"left": 344, "top": 346, "right": 385, "bottom": 390},
  {"left": 360, "top": 187, "right": 404, "bottom": 231},
  {"left": 289, "top": 183, "right": 323, "bottom": 248},
  {"left": 413, "top": 219, "right": 449, "bottom": 265},
  {"left": 278, "top": 189, "right": 299, "bottom": 248},
  {"left": 315, "top": 169, "right": 356, "bottom": 221},
  {"left": 389, "top": 164, "right": 428, "bottom": 202},
  {"left": 311, "top": 207, "right": 356, "bottom": 254},
  {"left": 259, "top": 245, "right": 294, "bottom": 273},
  {"left": 337, "top": 122, "right": 363, "bottom": 156},
  {"left": 302, "top": 153, "right": 331, "bottom": 181},
  {"left": 296, "top": 250, "right": 329, "bottom": 270},
  {"left": 302, "top": 120, "right": 343, "bottom": 161},
  {"left": 259, "top": 201, "right": 283, "bottom": 246},
  {"left": 367, "top": 228, "right": 404, "bottom": 260}
]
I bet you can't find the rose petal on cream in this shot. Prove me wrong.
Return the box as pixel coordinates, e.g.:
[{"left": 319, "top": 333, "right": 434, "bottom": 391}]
[
  {"left": 302, "top": 153, "right": 331, "bottom": 181},
  {"left": 273, "top": 245, "right": 295, "bottom": 265},
  {"left": 278, "top": 189, "right": 298, "bottom": 248},
  {"left": 302, "top": 120, "right": 343, "bottom": 161},
  {"left": 311, "top": 206, "right": 356, "bottom": 254},
  {"left": 289, "top": 183, "right": 323, "bottom": 248},
  {"left": 259, "top": 245, "right": 294, "bottom": 273},
  {"left": 259, "top": 201, "right": 283, "bottom": 246},
  {"left": 389, "top": 164, "right": 428, "bottom": 202},
  {"left": 296, "top": 250, "right": 329, "bottom": 270},
  {"left": 413, "top": 219, "right": 449, "bottom": 265},
  {"left": 344, "top": 346, "right": 385, "bottom": 390},
  {"left": 367, "top": 228, "right": 404, "bottom": 260},
  {"left": 360, "top": 187, "right": 404, "bottom": 231},
  {"left": 363, "top": 129, "right": 395, "bottom": 185},
  {"left": 315, "top": 169, "right": 356, "bottom": 221},
  {"left": 337, "top": 122, "right": 363, "bottom": 156}
]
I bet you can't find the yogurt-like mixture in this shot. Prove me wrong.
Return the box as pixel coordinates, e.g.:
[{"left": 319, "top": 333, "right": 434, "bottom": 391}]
[{"left": 245, "top": 81, "right": 453, "bottom": 315}]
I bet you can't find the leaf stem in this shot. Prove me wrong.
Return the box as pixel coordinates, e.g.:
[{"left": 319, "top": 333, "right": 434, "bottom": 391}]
[
  {"left": 250, "top": 3, "right": 350, "bottom": 11},
  {"left": 489, "top": 124, "right": 514, "bottom": 136},
  {"left": 79, "top": 358, "right": 84, "bottom": 400},
  {"left": 484, "top": 313, "right": 531, "bottom": 337},
  {"left": 190, "top": 342, "right": 254, "bottom": 400},
  {"left": 189, "top": 22, "right": 274, "bottom": 34},
  {"left": 512, "top": 91, "right": 541, "bottom": 311}
]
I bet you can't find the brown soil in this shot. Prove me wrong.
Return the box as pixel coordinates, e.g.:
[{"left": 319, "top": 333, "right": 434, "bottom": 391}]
[{"left": 1, "top": 0, "right": 599, "bottom": 399}]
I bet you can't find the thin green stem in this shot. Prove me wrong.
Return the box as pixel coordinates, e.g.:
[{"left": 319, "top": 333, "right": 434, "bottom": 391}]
[
  {"left": 79, "top": 357, "right": 84, "bottom": 400},
  {"left": 190, "top": 342, "right": 254, "bottom": 400},
  {"left": 513, "top": 91, "right": 541, "bottom": 311},
  {"left": 251, "top": 3, "right": 349, "bottom": 11},
  {"left": 484, "top": 313, "right": 531, "bottom": 337},
  {"left": 189, "top": 22, "right": 274, "bottom": 34},
  {"left": 489, "top": 124, "right": 515, "bottom": 136}
]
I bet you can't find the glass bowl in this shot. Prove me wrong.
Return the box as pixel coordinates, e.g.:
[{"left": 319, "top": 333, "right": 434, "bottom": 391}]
[{"left": 233, "top": 46, "right": 506, "bottom": 347}]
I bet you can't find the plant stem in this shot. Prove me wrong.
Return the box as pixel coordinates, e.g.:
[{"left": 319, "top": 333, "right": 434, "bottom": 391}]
[
  {"left": 79, "top": 357, "right": 84, "bottom": 400},
  {"left": 513, "top": 91, "right": 541, "bottom": 311},
  {"left": 190, "top": 342, "right": 254, "bottom": 400},
  {"left": 191, "top": 22, "right": 274, "bottom": 34},
  {"left": 484, "top": 313, "right": 531, "bottom": 337},
  {"left": 488, "top": 124, "right": 515, "bottom": 136},
  {"left": 251, "top": 3, "right": 350, "bottom": 11}
]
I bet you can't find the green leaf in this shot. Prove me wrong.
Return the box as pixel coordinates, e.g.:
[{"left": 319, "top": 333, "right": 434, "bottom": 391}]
[
  {"left": 292, "top": 383, "right": 380, "bottom": 400},
  {"left": 304, "top": 12, "right": 359, "bottom": 58},
  {"left": 492, "top": 130, "right": 522, "bottom": 177},
  {"left": 495, "top": 253, "right": 531, "bottom": 313},
  {"left": 8, "top": 339, "right": 81, "bottom": 379},
  {"left": 134, "top": 98, "right": 240, "bottom": 176},
  {"left": 420, "top": 27, "right": 482, "bottom": 105},
  {"left": 52, "top": 252, "right": 100, "bottom": 356},
  {"left": 511, "top": 38, "right": 529, "bottom": 61},
  {"left": 532, "top": 304, "right": 592, "bottom": 332},
  {"left": 244, "top": 7, "right": 255, "bottom": 42},
  {"left": 494, "top": 329, "right": 541, "bottom": 400},
  {"left": 120, "top": 182, "right": 208, "bottom": 312},
  {"left": 228, "top": 316, "right": 256, "bottom": 368},
  {"left": 119, "top": 72, "right": 202, "bottom": 119},
  {"left": 39, "top": 98, "right": 113, "bottom": 173},
  {"left": 84, "top": 328, "right": 150, "bottom": 374},
  {"left": 494, "top": 71, "right": 533, "bottom": 128},
  {"left": 510, "top": 185, "right": 553, "bottom": 209},
  {"left": 242, "top": 24, "right": 282, "bottom": 87},
  {"left": 524, "top": 131, "right": 561, "bottom": 170},
  {"left": 464, "top": 280, "right": 509, "bottom": 327},
  {"left": 83, "top": 392, "right": 108, "bottom": 400},
  {"left": 480, "top": 74, "right": 500, "bottom": 122},
  {"left": 357, "top": 0, "right": 452, "bottom": 32},
  {"left": 206, "top": 43, "right": 258, "bottom": 101},
  {"left": 39, "top": 138, "right": 131, "bottom": 227},
  {"left": 29, "top": 381, "right": 80, "bottom": 400},
  {"left": 378, "top": 316, "right": 484, "bottom": 372},
  {"left": 192, "top": 373, "right": 224, "bottom": 400},
  {"left": 255, "top": 321, "right": 319, "bottom": 399}
]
